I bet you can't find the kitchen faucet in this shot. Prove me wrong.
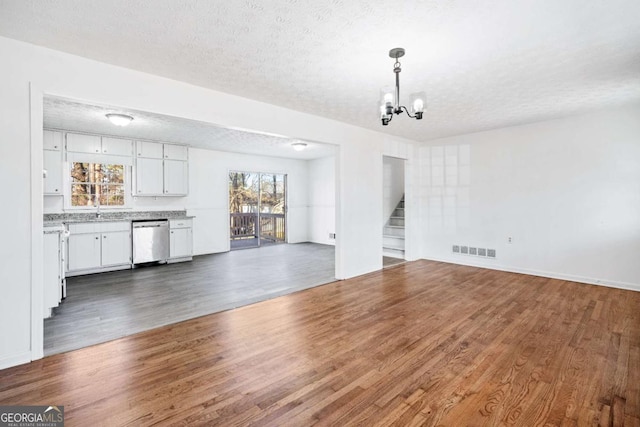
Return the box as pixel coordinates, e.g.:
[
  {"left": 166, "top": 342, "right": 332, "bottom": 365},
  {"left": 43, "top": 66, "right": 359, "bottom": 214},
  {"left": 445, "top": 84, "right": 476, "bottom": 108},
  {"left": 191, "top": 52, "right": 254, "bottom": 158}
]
[{"left": 95, "top": 195, "right": 101, "bottom": 219}]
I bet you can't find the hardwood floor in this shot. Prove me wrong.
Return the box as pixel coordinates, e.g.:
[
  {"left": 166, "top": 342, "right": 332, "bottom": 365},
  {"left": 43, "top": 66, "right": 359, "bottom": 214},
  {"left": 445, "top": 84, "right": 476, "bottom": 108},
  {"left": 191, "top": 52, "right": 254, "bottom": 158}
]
[
  {"left": 44, "top": 243, "right": 335, "bottom": 356},
  {"left": 3, "top": 260, "right": 639, "bottom": 426}
]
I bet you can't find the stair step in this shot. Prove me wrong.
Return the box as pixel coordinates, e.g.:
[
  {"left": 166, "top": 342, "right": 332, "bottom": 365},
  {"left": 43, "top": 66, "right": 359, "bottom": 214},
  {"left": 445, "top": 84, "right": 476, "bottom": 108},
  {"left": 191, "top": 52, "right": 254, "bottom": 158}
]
[
  {"left": 383, "top": 248, "right": 405, "bottom": 259},
  {"left": 383, "top": 227, "right": 404, "bottom": 238},
  {"left": 383, "top": 235, "right": 405, "bottom": 249}
]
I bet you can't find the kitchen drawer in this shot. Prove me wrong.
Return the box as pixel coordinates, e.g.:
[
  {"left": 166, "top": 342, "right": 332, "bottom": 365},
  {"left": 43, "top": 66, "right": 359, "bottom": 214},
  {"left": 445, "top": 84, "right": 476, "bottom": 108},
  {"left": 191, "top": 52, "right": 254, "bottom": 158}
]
[
  {"left": 101, "top": 221, "right": 131, "bottom": 232},
  {"left": 68, "top": 221, "right": 131, "bottom": 234},
  {"left": 68, "top": 222, "right": 100, "bottom": 234},
  {"left": 169, "top": 218, "right": 192, "bottom": 229}
]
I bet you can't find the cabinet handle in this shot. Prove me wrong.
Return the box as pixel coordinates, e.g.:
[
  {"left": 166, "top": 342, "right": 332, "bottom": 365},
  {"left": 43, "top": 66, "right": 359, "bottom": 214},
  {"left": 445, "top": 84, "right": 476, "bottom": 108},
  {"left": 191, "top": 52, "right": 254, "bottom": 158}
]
[
  {"left": 55, "top": 189, "right": 59, "bottom": 192},
  {"left": 171, "top": 231, "right": 174, "bottom": 234},
  {"left": 95, "top": 237, "right": 99, "bottom": 240},
  {"left": 103, "top": 235, "right": 107, "bottom": 239},
  {"left": 104, "top": 149, "right": 107, "bottom": 153},
  {"left": 95, "top": 149, "right": 99, "bottom": 153}
]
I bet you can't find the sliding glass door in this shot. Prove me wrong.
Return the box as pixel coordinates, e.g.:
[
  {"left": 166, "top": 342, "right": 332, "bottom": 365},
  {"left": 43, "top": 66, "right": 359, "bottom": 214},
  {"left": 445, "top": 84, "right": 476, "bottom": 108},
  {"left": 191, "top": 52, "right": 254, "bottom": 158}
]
[{"left": 229, "top": 171, "right": 286, "bottom": 249}]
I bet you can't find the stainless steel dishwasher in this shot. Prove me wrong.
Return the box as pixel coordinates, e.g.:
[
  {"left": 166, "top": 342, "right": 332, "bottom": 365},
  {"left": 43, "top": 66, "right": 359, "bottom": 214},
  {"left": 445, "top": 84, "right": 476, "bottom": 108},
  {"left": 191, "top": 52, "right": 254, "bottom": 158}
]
[{"left": 132, "top": 220, "right": 169, "bottom": 264}]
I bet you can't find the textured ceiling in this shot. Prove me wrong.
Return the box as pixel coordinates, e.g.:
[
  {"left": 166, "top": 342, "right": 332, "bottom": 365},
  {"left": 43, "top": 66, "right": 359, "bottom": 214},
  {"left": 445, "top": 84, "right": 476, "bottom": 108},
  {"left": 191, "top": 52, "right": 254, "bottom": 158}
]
[
  {"left": 3, "top": 0, "right": 640, "bottom": 142},
  {"left": 44, "top": 97, "right": 336, "bottom": 160}
]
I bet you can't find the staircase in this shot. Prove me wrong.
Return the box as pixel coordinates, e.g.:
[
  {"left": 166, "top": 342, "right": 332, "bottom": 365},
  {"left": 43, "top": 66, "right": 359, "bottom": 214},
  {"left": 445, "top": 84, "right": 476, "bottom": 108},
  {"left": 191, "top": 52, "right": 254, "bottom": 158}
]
[{"left": 383, "top": 196, "right": 405, "bottom": 259}]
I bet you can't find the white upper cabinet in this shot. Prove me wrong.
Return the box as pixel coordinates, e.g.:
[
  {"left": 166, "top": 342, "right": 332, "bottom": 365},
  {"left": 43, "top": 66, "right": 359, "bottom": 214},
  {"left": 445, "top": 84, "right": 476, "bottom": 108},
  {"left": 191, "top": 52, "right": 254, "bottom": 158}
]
[
  {"left": 43, "top": 130, "right": 63, "bottom": 151},
  {"left": 66, "top": 133, "right": 101, "bottom": 154},
  {"left": 164, "top": 160, "right": 189, "bottom": 195},
  {"left": 164, "top": 144, "right": 188, "bottom": 161},
  {"left": 66, "top": 133, "right": 132, "bottom": 156},
  {"left": 43, "top": 150, "right": 62, "bottom": 195},
  {"left": 101, "top": 137, "right": 133, "bottom": 156},
  {"left": 135, "top": 141, "right": 189, "bottom": 196},
  {"left": 43, "top": 130, "right": 63, "bottom": 195},
  {"left": 136, "top": 141, "right": 164, "bottom": 159},
  {"left": 136, "top": 158, "right": 165, "bottom": 195}
]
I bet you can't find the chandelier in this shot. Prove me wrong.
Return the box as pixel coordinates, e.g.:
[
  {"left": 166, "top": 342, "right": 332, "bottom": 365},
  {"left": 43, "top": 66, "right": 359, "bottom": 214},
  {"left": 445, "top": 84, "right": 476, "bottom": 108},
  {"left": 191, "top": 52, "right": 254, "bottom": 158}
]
[{"left": 380, "top": 48, "right": 426, "bottom": 126}]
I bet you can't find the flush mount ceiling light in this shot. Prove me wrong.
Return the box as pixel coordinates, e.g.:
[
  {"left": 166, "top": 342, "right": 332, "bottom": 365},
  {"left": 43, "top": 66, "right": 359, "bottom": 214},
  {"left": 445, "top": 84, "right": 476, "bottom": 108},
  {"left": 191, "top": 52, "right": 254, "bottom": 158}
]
[
  {"left": 105, "top": 113, "right": 134, "bottom": 127},
  {"left": 291, "top": 142, "right": 308, "bottom": 151},
  {"left": 379, "top": 48, "right": 426, "bottom": 126}
]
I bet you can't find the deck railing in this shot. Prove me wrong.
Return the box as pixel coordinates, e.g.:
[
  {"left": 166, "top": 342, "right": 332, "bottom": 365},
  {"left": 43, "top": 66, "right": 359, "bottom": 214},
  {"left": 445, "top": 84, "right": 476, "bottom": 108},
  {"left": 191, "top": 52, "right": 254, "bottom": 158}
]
[
  {"left": 259, "top": 213, "right": 286, "bottom": 242},
  {"left": 230, "top": 213, "right": 285, "bottom": 242},
  {"left": 230, "top": 213, "right": 257, "bottom": 239}
]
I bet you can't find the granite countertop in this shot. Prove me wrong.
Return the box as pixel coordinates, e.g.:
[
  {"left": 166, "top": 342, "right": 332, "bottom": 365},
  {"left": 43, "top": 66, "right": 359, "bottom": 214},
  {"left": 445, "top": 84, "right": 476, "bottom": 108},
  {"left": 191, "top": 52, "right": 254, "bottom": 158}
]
[{"left": 44, "top": 210, "right": 193, "bottom": 226}]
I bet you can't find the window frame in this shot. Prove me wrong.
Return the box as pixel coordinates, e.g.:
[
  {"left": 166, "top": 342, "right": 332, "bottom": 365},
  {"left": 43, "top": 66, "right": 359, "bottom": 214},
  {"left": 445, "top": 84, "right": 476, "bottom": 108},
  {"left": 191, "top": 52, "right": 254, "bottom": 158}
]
[{"left": 64, "top": 157, "right": 132, "bottom": 211}]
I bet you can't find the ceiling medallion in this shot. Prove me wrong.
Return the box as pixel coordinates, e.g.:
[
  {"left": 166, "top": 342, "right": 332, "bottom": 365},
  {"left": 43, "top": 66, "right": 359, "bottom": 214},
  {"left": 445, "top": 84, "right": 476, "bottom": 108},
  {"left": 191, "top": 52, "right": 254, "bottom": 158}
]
[{"left": 379, "top": 48, "right": 426, "bottom": 126}]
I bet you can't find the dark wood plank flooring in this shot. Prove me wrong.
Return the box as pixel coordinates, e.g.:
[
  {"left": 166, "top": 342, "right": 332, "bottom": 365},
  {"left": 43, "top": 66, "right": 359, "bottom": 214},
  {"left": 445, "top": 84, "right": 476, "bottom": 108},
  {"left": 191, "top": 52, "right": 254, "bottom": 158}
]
[
  {"left": 44, "top": 243, "right": 335, "bottom": 356},
  {"left": 4, "top": 260, "right": 639, "bottom": 426}
]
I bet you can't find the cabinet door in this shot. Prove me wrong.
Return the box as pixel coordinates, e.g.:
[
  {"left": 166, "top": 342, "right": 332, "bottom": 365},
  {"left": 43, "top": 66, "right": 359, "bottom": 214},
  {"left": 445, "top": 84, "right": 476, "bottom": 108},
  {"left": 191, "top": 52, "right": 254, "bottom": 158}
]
[
  {"left": 164, "top": 160, "right": 188, "bottom": 195},
  {"left": 43, "top": 130, "right": 63, "bottom": 151},
  {"left": 43, "top": 149, "right": 62, "bottom": 195},
  {"left": 66, "top": 133, "right": 101, "bottom": 154},
  {"left": 163, "top": 144, "right": 188, "bottom": 161},
  {"left": 170, "top": 227, "right": 192, "bottom": 258},
  {"left": 101, "top": 231, "right": 132, "bottom": 266},
  {"left": 101, "top": 137, "right": 133, "bottom": 156},
  {"left": 67, "top": 233, "right": 101, "bottom": 271},
  {"left": 136, "top": 141, "right": 164, "bottom": 159},
  {"left": 43, "top": 233, "right": 61, "bottom": 317},
  {"left": 135, "top": 158, "right": 164, "bottom": 195}
]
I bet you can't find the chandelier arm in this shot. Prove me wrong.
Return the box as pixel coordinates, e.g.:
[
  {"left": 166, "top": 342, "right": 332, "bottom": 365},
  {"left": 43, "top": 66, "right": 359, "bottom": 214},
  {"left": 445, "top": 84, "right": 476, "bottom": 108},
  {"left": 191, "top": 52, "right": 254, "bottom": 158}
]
[{"left": 400, "top": 106, "right": 417, "bottom": 119}]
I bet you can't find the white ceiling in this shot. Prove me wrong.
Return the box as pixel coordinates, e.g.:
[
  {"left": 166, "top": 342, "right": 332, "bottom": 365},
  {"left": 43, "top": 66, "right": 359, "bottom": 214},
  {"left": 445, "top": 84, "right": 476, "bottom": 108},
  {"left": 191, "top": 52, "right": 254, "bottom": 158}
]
[
  {"left": 3, "top": 0, "right": 640, "bottom": 142},
  {"left": 43, "top": 96, "right": 336, "bottom": 160}
]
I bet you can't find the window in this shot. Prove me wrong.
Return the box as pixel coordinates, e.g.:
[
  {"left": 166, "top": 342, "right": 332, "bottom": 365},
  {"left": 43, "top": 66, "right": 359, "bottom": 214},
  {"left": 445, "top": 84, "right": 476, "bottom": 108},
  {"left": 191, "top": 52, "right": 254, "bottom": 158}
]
[{"left": 70, "top": 162, "right": 125, "bottom": 207}]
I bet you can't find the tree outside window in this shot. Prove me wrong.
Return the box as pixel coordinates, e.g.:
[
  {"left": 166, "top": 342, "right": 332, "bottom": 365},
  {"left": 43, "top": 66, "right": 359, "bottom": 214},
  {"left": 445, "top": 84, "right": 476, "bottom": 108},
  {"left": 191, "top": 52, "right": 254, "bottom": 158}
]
[{"left": 71, "top": 162, "right": 125, "bottom": 207}]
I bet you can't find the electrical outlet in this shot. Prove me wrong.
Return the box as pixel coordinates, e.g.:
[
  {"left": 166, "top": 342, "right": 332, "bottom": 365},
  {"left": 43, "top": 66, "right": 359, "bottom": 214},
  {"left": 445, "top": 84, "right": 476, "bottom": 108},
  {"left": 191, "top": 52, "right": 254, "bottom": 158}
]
[
  {"left": 488, "top": 249, "right": 496, "bottom": 258},
  {"left": 478, "top": 248, "right": 487, "bottom": 257},
  {"left": 461, "top": 246, "right": 469, "bottom": 254},
  {"left": 469, "top": 247, "right": 477, "bottom": 255},
  {"left": 507, "top": 236, "right": 513, "bottom": 244},
  {"left": 452, "top": 245, "right": 460, "bottom": 253}
]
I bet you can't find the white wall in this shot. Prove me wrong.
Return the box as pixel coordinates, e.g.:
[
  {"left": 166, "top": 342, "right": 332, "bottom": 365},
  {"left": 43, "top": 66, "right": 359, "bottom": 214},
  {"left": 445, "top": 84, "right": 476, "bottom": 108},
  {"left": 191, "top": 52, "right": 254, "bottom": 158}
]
[
  {"left": 415, "top": 106, "right": 640, "bottom": 290},
  {"left": 0, "top": 36, "right": 413, "bottom": 369},
  {"left": 187, "top": 148, "right": 310, "bottom": 254},
  {"left": 383, "top": 156, "right": 405, "bottom": 223},
  {"left": 307, "top": 156, "right": 336, "bottom": 245}
]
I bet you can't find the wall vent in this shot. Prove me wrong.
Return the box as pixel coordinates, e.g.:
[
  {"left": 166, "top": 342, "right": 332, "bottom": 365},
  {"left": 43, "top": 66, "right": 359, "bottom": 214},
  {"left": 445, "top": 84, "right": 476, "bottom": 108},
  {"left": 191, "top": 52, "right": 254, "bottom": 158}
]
[
  {"left": 487, "top": 249, "right": 496, "bottom": 258},
  {"left": 452, "top": 245, "right": 460, "bottom": 253},
  {"left": 461, "top": 246, "right": 469, "bottom": 254},
  {"left": 478, "top": 248, "right": 487, "bottom": 257},
  {"left": 469, "top": 247, "right": 477, "bottom": 255}
]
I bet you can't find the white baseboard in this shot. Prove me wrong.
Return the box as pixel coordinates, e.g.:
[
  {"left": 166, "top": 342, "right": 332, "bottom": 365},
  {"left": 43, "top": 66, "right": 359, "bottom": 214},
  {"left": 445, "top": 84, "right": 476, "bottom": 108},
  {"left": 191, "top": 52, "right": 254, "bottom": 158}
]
[
  {"left": 420, "top": 256, "right": 640, "bottom": 292},
  {"left": 0, "top": 351, "right": 31, "bottom": 371}
]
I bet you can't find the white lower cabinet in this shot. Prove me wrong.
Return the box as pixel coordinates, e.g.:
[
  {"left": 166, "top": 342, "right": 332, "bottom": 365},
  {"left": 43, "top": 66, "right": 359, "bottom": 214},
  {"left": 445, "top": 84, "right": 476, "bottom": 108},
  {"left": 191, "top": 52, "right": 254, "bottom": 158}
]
[
  {"left": 43, "top": 228, "right": 65, "bottom": 318},
  {"left": 101, "top": 230, "right": 132, "bottom": 266},
  {"left": 67, "top": 221, "right": 132, "bottom": 275},
  {"left": 68, "top": 232, "right": 101, "bottom": 271},
  {"left": 169, "top": 218, "right": 193, "bottom": 261}
]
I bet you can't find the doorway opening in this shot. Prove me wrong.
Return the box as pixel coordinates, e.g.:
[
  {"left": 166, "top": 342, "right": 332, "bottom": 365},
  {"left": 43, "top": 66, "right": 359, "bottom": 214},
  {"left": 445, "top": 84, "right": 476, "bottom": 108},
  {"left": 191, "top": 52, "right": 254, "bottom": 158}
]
[
  {"left": 382, "top": 156, "right": 406, "bottom": 265},
  {"left": 229, "top": 171, "right": 287, "bottom": 250}
]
